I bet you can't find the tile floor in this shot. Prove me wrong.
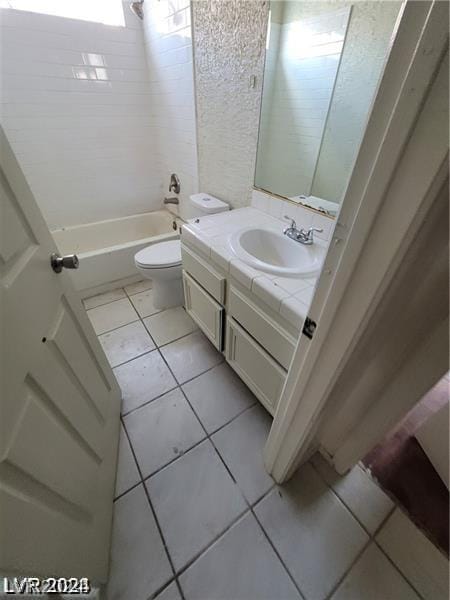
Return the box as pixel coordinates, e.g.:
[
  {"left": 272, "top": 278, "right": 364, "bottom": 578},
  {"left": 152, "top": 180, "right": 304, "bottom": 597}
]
[
  {"left": 363, "top": 373, "right": 449, "bottom": 555},
  {"left": 84, "top": 283, "right": 449, "bottom": 600}
]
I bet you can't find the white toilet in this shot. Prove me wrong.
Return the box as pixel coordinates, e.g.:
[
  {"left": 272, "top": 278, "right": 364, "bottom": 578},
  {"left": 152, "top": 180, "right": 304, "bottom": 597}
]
[{"left": 134, "top": 193, "right": 229, "bottom": 309}]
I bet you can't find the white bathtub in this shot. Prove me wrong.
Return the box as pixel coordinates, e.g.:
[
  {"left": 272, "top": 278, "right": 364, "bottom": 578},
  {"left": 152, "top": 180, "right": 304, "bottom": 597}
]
[{"left": 52, "top": 210, "right": 180, "bottom": 293}]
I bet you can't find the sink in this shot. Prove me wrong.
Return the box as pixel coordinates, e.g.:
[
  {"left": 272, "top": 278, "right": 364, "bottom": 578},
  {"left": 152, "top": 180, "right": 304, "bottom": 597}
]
[{"left": 229, "top": 227, "right": 325, "bottom": 278}]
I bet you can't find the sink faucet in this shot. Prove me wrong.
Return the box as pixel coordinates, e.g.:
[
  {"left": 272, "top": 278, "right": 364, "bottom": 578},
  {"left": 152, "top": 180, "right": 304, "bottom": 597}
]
[{"left": 283, "top": 216, "right": 323, "bottom": 245}]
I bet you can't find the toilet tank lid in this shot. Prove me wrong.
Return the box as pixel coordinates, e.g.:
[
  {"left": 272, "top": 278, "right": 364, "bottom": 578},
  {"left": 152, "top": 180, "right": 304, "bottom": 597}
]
[{"left": 190, "top": 193, "right": 229, "bottom": 213}]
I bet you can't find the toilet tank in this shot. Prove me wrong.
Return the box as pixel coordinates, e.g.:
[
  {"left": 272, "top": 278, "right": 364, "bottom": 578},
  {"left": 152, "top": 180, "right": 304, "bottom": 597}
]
[{"left": 180, "top": 193, "right": 229, "bottom": 221}]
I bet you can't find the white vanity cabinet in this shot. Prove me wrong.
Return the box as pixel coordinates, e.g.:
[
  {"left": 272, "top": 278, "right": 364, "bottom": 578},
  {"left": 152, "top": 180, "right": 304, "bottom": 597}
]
[
  {"left": 182, "top": 271, "right": 224, "bottom": 350},
  {"left": 225, "top": 317, "right": 287, "bottom": 414},
  {"left": 181, "top": 242, "right": 298, "bottom": 416}
]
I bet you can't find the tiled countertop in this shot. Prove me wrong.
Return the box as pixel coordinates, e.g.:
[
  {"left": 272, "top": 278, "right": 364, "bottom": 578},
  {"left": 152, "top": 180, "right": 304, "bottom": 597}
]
[{"left": 181, "top": 207, "right": 324, "bottom": 330}]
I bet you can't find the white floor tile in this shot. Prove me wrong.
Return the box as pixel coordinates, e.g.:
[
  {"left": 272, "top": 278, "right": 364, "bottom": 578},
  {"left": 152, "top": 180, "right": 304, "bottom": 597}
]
[
  {"left": 147, "top": 440, "right": 247, "bottom": 571},
  {"left": 99, "top": 321, "right": 155, "bottom": 368},
  {"left": 125, "top": 388, "right": 205, "bottom": 478},
  {"left": 254, "top": 463, "right": 369, "bottom": 600},
  {"left": 129, "top": 289, "right": 162, "bottom": 318},
  {"left": 180, "top": 512, "right": 301, "bottom": 600},
  {"left": 182, "top": 363, "right": 256, "bottom": 433},
  {"left": 212, "top": 404, "right": 273, "bottom": 503},
  {"left": 154, "top": 582, "right": 182, "bottom": 600},
  {"left": 331, "top": 543, "right": 420, "bottom": 600},
  {"left": 311, "top": 454, "right": 394, "bottom": 534},
  {"left": 106, "top": 485, "right": 172, "bottom": 600},
  {"left": 376, "top": 509, "right": 449, "bottom": 600},
  {"left": 160, "top": 331, "right": 222, "bottom": 384},
  {"left": 83, "top": 288, "right": 126, "bottom": 310},
  {"left": 114, "top": 424, "right": 140, "bottom": 499},
  {"left": 114, "top": 351, "right": 177, "bottom": 414},
  {"left": 124, "top": 279, "right": 153, "bottom": 296},
  {"left": 87, "top": 298, "right": 138, "bottom": 335},
  {"left": 144, "top": 307, "right": 197, "bottom": 347}
]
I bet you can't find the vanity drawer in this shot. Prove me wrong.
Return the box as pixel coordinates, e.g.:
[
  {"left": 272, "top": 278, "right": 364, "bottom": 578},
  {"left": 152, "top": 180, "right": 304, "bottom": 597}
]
[
  {"left": 228, "top": 286, "right": 296, "bottom": 370},
  {"left": 181, "top": 244, "right": 225, "bottom": 303},
  {"left": 226, "top": 317, "right": 286, "bottom": 415},
  {"left": 183, "top": 271, "right": 224, "bottom": 351}
]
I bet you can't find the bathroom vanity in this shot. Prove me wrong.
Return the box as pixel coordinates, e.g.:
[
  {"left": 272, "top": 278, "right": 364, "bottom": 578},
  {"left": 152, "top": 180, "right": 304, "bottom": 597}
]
[{"left": 181, "top": 206, "right": 324, "bottom": 415}]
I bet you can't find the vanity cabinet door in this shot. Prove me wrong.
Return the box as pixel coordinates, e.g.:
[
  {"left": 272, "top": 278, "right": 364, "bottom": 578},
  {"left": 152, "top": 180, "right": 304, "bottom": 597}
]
[
  {"left": 226, "top": 317, "right": 286, "bottom": 416},
  {"left": 183, "top": 271, "right": 224, "bottom": 351}
]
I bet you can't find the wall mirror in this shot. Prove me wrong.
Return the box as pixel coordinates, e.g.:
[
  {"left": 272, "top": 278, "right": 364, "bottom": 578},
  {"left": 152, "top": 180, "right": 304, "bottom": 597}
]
[{"left": 255, "top": 1, "right": 402, "bottom": 217}]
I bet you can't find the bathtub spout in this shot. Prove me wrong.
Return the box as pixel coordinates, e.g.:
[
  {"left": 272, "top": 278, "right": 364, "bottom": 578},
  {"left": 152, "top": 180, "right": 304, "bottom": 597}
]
[{"left": 164, "top": 197, "right": 179, "bottom": 205}]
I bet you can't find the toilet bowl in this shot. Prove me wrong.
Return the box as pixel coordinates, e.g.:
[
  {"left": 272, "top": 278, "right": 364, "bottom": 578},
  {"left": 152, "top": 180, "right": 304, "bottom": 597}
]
[
  {"left": 134, "top": 193, "right": 229, "bottom": 310},
  {"left": 135, "top": 240, "right": 183, "bottom": 309}
]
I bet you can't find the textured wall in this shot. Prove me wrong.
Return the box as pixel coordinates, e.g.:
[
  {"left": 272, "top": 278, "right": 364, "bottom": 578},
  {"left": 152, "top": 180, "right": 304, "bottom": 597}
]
[
  {"left": 192, "top": 0, "right": 269, "bottom": 209},
  {"left": 0, "top": 2, "right": 163, "bottom": 229}
]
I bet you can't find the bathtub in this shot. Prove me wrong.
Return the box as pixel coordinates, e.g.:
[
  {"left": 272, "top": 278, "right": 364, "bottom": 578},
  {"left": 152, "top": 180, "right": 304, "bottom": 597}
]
[{"left": 52, "top": 210, "right": 180, "bottom": 293}]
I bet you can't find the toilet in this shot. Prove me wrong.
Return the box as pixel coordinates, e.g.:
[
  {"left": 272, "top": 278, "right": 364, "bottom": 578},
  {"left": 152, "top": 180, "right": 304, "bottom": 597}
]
[{"left": 134, "top": 193, "right": 229, "bottom": 309}]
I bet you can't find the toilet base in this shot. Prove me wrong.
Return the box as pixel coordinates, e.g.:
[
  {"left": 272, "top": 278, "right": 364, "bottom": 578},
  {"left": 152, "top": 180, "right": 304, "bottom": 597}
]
[{"left": 152, "top": 278, "right": 184, "bottom": 310}]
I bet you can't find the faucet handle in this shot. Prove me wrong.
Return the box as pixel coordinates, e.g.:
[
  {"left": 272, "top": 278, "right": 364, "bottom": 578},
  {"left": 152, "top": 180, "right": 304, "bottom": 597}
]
[
  {"left": 283, "top": 215, "right": 297, "bottom": 229},
  {"left": 304, "top": 226, "right": 323, "bottom": 242}
]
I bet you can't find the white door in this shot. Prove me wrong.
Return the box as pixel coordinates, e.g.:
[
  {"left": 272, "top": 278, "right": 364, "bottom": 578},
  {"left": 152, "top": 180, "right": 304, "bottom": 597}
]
[{"left": 0, "top": 127, "right": 121, "bottom": 583}]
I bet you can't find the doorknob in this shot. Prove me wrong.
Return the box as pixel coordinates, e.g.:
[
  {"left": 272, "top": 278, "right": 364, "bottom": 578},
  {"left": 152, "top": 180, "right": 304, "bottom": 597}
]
[{"left": 51, "top": 253, "right": 79, "bottom": 273}]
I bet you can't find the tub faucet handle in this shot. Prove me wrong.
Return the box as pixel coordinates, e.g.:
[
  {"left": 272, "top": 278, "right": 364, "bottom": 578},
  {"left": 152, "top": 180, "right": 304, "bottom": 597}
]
[{"left": 169, "top": 173, "right": 180, "bottom": 194}]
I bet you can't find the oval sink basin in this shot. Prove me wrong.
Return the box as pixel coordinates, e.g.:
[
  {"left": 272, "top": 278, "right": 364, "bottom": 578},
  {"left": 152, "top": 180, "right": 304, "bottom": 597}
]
[{"left": 229, "top": 227, "right": 325, "bottom": 278}]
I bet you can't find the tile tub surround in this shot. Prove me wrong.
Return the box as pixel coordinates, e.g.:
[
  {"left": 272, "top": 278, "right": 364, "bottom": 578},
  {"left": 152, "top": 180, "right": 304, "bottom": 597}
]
[
  {"left": 181, "top": 205, "right": 332, "bottom": 329},
  {"left": 0, "top": 5, "right": 163, "bottom": 230},
  {"left": 83, "top": 283, "right": 446, "bottom": 600}
]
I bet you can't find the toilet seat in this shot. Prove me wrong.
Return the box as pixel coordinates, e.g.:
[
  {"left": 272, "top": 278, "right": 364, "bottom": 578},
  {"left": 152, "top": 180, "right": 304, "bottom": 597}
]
[{"left": 135, "top": 240, "right": 181, "bottom": 269}]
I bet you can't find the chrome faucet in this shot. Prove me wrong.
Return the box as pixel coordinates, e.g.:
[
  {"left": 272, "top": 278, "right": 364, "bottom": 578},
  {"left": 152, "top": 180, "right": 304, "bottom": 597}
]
[
  {"left": 164, "top": 196, "right": 179, "bottom": 205},
  {"left": 169, "top": 173, "right": 180, "bottom": 194},
  {"left": 283, "top": 216, "right": 323, "bottom": 245}
]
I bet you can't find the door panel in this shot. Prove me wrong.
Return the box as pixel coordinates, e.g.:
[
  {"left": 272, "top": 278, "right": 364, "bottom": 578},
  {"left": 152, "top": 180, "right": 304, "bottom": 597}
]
[
  {"left": 226, "top": 317, "right": 286, "bottom": 415},
  {"left": 0, "top": 127, "right": 121, "bottom": 582}
]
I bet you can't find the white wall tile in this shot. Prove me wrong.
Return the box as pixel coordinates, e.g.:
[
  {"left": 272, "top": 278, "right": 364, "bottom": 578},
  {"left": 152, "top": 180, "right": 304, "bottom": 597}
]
[
  {"left": 0, "top": 3, "right": 163, "bottom": 230},
  {"left": 1, "top": 1, "right": 198, "bottom": 230},
  {"left": 142, "top": 1, "right": 198, "bottom": 215}
]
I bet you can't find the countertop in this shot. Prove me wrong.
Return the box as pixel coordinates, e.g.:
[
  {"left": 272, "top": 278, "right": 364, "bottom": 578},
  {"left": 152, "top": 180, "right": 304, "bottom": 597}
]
[{"left": 181, "top": 207, "right": 323, "bottom": 330}]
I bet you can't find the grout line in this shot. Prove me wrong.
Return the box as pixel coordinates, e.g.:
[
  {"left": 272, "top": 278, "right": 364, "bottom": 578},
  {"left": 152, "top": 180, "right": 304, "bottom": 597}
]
[
  {"left": 138, "top": 400, "right": 257, "bottom": 484},
  {"left": 173, "top": 508, "right": 252, "bottom": 578},
  {"left": 110, "top": 346, "right": 157, "bottom": 370},
  {"left": 145, "top": 576, "right": 177, "bottom": 600},
  {"left": 83, "top": 295, "right": 128, "bottom": 311},
  {"left": 123, "top": 284, "right": 153, "bottom": 299},
  {"left": 311, "top": 460, "right": 427, "bottom": 600},
  {"left": 250, "top": 505, "right": 306, "bottom": 600},
  {"left": 120, "top": 417, "right": 185, "bottom": 600},
  {"left": 323, "top": 506, "right": 400, "bottom": 600},
  {"left": 92, "top": 317, "right": 141, "bottom": 337},
  {"left": 96, "top": 289, "right": 295, "bottom": 597},
  {"left": 141, "top": 322, "right": 201, "bottom": 350},
  {"left": 173, "top": 484, "right": 278, "bottom": 580},
  {"left": 120, "top": 383, "right": 179, "bottom": 417},
  {"left": 309, "top": 459, "right": 375, "bottom": 538},
  {"left": 324, "top": 537, "right": 373, "bottom": 600},
  {"left": 89, "top": 287, "right": 423, "bottom": 600},
  {"left": 113, "top": 478, "right": 142, "bottom": 503},
  {"left": 174, "top": 356, "right": 225, "bottom": 387},
  {"left": 173, "top": 377, "right": 306, "bottom": 597}
]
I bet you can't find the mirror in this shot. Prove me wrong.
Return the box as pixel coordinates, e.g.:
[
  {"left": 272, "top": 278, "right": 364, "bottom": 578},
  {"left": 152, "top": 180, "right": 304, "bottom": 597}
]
[{"left": 255, "top": 1, "right": 402, "bottom": 217}]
